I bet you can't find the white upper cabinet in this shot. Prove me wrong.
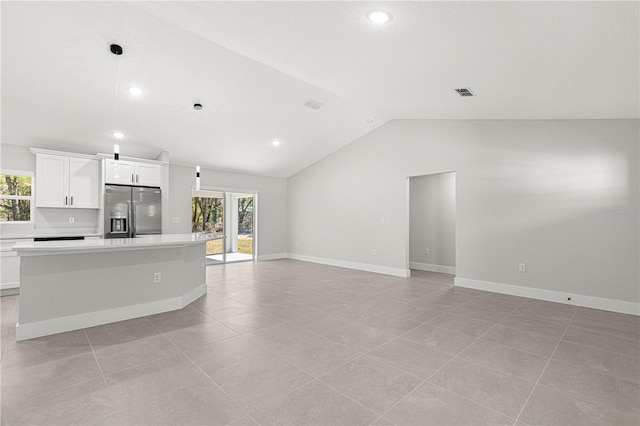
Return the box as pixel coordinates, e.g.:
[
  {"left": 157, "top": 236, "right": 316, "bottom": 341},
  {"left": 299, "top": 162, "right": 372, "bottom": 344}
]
[
  {"left": 36, "top": 154, "right": 69, "bottom": 208},
  {"left": 104, "top": 159, "right": 136, "bottom": 185},
  {"left": 135, "top": 162, "right": 162, "bottom": 187},
  {"left": 68, "top": 158, "right": 100, "bottom": 208},
  {"left": 104, "top": 159, "right": 162, "bottom": 187},
  {"left": 35, "top": 153, "right": 99, "bottom": 209}
]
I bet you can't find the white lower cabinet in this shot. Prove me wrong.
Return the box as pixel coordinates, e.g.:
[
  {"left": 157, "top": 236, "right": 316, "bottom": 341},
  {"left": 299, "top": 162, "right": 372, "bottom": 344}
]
[{"left": 1, "top": 243, "right": 20, "bottom": 292}]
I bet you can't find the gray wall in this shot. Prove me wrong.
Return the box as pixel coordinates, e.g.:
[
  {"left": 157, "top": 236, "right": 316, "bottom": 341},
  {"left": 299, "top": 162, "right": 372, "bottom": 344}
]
[
  {"left": 167, "top": 164, "right": 288, "bottom": 258},
  {"left": 410, "top": 172, "right": 456, "bottom": 270},
  {"left": 288, "top": 120, "right": 639, "bottom": 304}
]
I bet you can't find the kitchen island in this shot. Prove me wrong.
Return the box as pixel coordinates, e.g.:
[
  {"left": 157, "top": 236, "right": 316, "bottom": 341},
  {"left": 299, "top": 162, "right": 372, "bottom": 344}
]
[{"left": 12, "top": 234, "right": 208, "bottom": 341}]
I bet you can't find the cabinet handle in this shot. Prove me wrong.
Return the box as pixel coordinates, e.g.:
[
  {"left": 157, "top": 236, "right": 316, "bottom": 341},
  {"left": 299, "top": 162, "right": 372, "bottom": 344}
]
[
  {"left": 136, "top": 174, "right": 139, "bottom": 183},
  {"left": 70, "top": 196, "right": 73, "bottom": 206},
  {"left": 65, "top": 196, "right": 68, "bottom": 205},
  {"left": 131, "top": 174, "right": 134, "bottom": 183}
]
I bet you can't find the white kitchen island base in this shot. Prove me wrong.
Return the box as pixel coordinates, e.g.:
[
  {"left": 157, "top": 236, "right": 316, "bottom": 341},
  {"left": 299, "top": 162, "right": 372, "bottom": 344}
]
[{"left": 13, "top": 235, "right": 207, "bottom": 341}]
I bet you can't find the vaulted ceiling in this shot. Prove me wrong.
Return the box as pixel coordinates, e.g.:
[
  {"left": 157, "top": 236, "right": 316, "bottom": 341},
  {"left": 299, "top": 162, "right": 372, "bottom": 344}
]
[{"left": 2, "top": 1, "right": 638, "bottom": 178}]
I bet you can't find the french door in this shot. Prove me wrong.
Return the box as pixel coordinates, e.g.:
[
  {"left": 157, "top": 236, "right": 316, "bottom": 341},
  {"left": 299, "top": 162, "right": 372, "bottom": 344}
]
[{"left": 192, "top": 189, "right": 255, "bottom": 264}]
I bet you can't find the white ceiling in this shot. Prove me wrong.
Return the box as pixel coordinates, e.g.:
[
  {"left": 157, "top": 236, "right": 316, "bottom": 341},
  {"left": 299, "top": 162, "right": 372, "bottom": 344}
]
[{"left": 2, "top": 1, "right": 638, "bottom": 178}]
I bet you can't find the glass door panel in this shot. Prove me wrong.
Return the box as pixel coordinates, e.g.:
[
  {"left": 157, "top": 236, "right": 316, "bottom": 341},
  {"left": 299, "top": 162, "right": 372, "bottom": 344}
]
[
  {"left": 192, "top": 190, "right": 225, "bottom": 264},
  {"left": 225, "top": 193, "right": 254, "bottom": 263},
  {"left": 192, "top": 189, "right": 255, "bottom": 264}
]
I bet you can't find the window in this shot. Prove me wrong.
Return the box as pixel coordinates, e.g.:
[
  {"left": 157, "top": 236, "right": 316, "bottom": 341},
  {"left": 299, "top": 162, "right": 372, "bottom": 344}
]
[{"left": 0, "top": 171, "right": 33, "bottom": 223}]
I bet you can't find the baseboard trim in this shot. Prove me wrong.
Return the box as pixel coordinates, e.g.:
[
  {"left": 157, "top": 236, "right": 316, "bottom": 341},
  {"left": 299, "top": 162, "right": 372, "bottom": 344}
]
[
  {"left": 455, "top": 277, "right": 640, "bottom": 316},
  {"left": 1, "top": 287, "right": 19, "bottom": 297},
  {"left": 0, "top": 282, "right": 20, "bottom": 291},
  {"left": 257, "top": 253, "right": 288, "bottom": 261},
  {"left": 287, "top": 253, "right": 410, "bottom": 278},
  {"left": 410, "top": 262, "right": 456, "bottom": 275},
  {"left": 16, "top": 284, "right": 207, "bottom": 341}
]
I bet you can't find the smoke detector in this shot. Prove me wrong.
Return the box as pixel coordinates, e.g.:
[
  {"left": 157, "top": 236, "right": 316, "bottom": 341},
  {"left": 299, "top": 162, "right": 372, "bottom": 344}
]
[
  {"left": 454, "top": 88, "right": 476, "bottom": 97},
  {"left": 303, "top": 99, "right": 324, "bottom": 110}
]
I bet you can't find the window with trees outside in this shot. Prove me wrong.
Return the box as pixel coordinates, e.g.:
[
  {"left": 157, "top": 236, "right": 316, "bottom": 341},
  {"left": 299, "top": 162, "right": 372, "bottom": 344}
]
[{"left": 0, "top": 171, "right": 33, "bottom": 223}]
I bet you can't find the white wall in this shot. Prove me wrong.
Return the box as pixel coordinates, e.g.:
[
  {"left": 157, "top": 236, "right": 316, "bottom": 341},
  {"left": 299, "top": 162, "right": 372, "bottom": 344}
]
[
  {"left": 410, "top": 172, "right": 456, "bottom": 272},
  {"left": 288, "top": 120, "right": 639, "bottom": 309},
  {"left": 167, "top": 164, "right": 288, "bottom": 258}
]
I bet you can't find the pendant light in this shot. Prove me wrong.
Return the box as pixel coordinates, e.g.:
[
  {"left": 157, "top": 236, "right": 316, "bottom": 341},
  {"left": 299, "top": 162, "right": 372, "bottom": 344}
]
[
  {"left": 110, "top": 44, "right": 123, "bottom": 178},
  {"left": 194, "top": 103, "right": 203, "bottom": 190}
]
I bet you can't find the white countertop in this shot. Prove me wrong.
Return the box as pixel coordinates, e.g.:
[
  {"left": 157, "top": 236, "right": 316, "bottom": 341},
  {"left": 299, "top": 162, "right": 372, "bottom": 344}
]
[{"left": 12, "top": 234, "right": 211, "bottom": 255}]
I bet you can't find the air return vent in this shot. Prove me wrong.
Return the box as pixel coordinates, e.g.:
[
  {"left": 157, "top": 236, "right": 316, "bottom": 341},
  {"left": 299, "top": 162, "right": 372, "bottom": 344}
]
[
  {"left": 304, "top": 99, "right": 324, "bottom": 110},
  {"left": 454, "top": 88, "right": 475, "bottom": 97}
]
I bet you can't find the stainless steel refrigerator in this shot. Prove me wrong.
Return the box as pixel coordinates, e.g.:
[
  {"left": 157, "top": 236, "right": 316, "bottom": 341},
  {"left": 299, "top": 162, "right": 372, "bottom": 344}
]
[{"left": 104, "top": 185, "right": 162, "bottom": 238}]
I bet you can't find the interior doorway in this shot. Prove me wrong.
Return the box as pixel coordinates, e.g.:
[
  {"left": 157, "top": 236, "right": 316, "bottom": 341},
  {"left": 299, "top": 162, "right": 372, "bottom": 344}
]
[
  {"left": 408, "top": 172, "right": 456, "bottom": 275},
  {"left": 192, "top": 189, "right": 256, "bottom": 264}
]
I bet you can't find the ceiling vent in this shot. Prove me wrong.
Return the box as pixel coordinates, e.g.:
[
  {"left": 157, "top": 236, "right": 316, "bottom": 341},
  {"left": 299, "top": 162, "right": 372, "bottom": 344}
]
[
  {"left": 304, "top": 99, "right": 324, "bottom": 110},
  {"left": 454, "top": 88, "right": 475, "bottom": 97}
]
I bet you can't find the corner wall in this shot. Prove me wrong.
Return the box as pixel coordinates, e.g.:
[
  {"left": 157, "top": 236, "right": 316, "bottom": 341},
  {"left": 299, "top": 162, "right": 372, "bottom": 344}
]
[{"left": 287, "top": 120, "right": 639, "bottom": 312}]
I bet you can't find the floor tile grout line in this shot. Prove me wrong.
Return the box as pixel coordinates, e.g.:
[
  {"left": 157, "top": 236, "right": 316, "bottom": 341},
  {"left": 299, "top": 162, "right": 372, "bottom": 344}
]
[
  {"left": 542, "top": 348, "right": 640, "bottom": 385},
  {"left": 207, "top": 282, "right": 388, "bottom": 421},
  {"left": 89, "top": 332, "right": 188, "bottom": 377},
  {"left": 251, "top": 356, "right": 380, "bottom": 424},
  {"left": 558, "top": 333, "right": 640, "bottom": 358},
  {"left": 156, "top": 321, "right": 260, "bottom": 426},
  {"left": 0, "top": 341, "right": 95, "bottom": 373},
  {"left": 371, "top": 316, "right": 512, "bottom": 424},
  {"left": 82, "top": 328, "right": 122, "bottom": 423},
  {"left": 512, "top": 307, "right": 579, "bottom": 426}
]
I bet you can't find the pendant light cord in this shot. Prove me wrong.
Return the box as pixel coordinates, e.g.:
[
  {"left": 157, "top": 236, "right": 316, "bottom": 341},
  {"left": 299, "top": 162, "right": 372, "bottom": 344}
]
[{"left": 115, "top": 53, "right": 119, "bottom": 137}]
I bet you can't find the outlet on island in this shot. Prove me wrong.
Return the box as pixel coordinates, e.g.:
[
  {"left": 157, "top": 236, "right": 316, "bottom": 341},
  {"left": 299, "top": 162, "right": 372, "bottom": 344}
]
[
  {"left": 68, "top": 217, "right": 75, "bottom": 224},
  {"left": 153, "top": 272, "right": 162, "bottom": 283}
]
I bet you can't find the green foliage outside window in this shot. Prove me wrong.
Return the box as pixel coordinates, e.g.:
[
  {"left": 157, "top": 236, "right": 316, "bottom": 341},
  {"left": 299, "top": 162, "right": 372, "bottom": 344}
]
[
  {"left": 192, "top": 196, "right": 224, "bottom": 233},
  {"left": 0, "top": 174, "right": 32, "bottom": 222}
]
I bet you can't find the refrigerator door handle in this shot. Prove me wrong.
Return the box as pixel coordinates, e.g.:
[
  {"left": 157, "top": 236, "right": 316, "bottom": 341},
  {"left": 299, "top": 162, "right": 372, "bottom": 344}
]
[
  {"left": 126, "top": 201, "right": 133, "bottom": 238},
  {"left": 131, "top": 201, "right": 137, "bottom": 238}
]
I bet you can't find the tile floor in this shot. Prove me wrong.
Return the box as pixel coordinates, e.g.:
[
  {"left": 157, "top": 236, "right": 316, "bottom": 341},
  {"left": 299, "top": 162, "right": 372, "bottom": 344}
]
[{"left": 1, "top": 260, "right": 639, "bottom": 425}]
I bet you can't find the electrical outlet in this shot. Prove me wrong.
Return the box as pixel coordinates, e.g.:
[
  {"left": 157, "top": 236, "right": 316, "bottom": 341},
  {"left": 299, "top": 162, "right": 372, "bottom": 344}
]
[
  {"left": 519, "top": 263, "right": 526, "bottom": 272},
  {"left": 425, "top": 248, "right": 430, "bottom": 255},
  {"left": 372, "top": 248, "right": 377, "bottom": 256},
  {"left": 171, "top": 217, "right": 181, "bottom": 224},
  {"left": 153, "top": 272, "right": 162, "bottom": 283},
  {"left": 68, "top": 217, "right": 75, "bottom": 224}
]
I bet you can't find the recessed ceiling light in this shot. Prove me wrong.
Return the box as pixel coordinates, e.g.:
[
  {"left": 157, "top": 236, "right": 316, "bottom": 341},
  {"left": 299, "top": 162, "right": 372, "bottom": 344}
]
[
  {"left": 112, "top": 132, "right": 124, "bottom": 139},
  {"left": 128, "top": 87, "right": 143, "bottom": 96},
  {"left": 367, "top": 10, "right": 391, "bottom": 24},
  {"left": 272, "top": 140, "right": 281, "bottom": 147}
]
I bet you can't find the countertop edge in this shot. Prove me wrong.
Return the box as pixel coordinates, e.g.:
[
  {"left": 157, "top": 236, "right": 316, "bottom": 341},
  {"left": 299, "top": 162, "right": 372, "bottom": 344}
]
[{"left": 12, "top": 234, "right": 210, "bottom": 255}]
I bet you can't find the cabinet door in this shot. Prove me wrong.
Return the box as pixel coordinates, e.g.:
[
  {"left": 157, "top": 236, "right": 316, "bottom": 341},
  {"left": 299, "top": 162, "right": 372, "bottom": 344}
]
[
  {"left": 105, "top": 159, "right": 135, "bottom": 185},
  {"left": 135, "top": 163, "right": 162, "bottom": 187},
  {"left": 36, "top": 154, "right": 69, "bottom": 207},
  {"left": 69, "top": 158, "right": 99, "bottom": 208}
]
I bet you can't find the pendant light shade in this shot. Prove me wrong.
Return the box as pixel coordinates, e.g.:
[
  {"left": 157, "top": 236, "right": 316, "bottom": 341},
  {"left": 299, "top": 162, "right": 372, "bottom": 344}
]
[
  {"left": 194, "top": 103, "right": 203, "bottom": 190},
  {"left": 111, "top": 44, "right": 123, "bottom": 162}
]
